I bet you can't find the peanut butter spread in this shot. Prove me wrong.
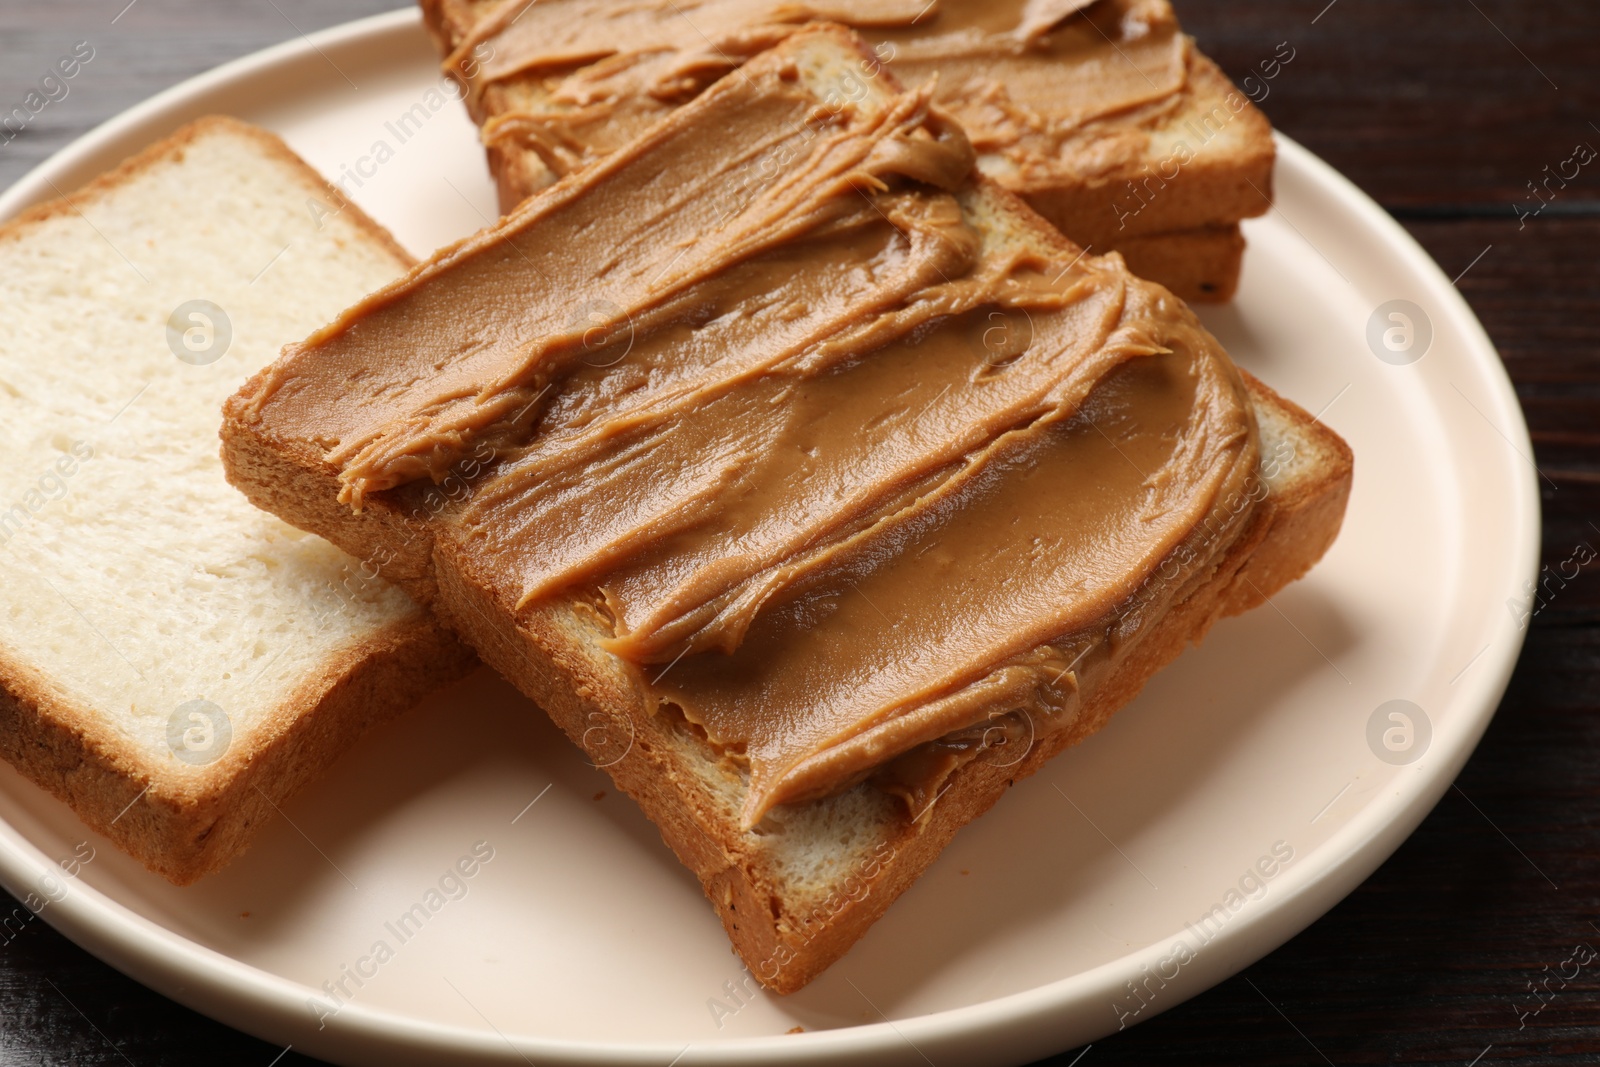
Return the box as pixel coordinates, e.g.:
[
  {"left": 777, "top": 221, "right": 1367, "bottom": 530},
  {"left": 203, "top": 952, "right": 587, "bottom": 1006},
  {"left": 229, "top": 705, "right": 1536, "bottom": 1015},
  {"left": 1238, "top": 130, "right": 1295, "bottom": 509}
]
[
  {"left": 450, "top": 0, "right": 1190, "bottom": 195},
  {"left": 243, "top": 28, "right": 1258, "bottom": 827}
]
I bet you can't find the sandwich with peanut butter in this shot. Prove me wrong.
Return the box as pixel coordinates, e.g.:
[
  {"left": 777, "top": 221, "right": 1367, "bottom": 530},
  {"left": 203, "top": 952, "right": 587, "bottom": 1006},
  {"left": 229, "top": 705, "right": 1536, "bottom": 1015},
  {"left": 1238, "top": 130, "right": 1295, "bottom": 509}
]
[
  {"left": 220, "top": 26, "right": 1350, "bottom": 991},
  {"left": 420, "top": 0, "right": 1275, "bottom": 301}
]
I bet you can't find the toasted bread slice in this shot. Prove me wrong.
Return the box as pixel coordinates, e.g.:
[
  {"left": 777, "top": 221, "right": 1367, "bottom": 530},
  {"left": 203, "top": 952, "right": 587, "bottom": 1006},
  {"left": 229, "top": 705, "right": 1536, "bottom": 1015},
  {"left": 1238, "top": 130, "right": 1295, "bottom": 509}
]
[
  {"left": 221, "top": 29, "right": 1349, "bottom": 990},
  {"left": 0, "top": 117, "right": 474, "bottom": 884},
  {"left": 418, "top": 0, "right": 1272, "bottom": 301}
]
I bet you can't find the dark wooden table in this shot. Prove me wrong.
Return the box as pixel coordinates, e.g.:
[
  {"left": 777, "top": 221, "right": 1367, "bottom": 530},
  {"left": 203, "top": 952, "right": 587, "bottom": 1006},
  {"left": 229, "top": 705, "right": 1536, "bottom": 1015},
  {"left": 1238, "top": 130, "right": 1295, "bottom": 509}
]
[{"left": 1, "top": 1, "right": 1595, "bottom": 1063}]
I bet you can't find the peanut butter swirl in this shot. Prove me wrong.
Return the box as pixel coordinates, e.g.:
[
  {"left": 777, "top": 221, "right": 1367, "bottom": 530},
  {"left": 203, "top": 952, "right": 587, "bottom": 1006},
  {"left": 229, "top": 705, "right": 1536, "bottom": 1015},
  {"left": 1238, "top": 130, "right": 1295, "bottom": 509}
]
[{"left": 240, "top": 27, "right": 1258, "bottom": 826}]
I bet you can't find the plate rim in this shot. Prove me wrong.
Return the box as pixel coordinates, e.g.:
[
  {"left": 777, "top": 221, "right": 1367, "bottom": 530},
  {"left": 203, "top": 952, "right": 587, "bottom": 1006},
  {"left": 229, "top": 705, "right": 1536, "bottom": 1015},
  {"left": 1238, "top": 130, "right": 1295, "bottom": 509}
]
[{"left": 0, "top": 8, "right": 1540, "bottom": 1065}]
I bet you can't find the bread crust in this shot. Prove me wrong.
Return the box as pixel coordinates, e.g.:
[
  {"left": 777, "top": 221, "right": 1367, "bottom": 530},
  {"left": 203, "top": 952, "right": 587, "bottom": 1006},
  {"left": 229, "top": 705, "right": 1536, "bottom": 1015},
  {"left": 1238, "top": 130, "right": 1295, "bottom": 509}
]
[
  {"left": 1116, "top": 223, "right": 1246, "bottom": 303},
  {"left": 0, "top": 619, "right": 472, "bottom": 885},
  {"left": 0, "top": 115, "right": 412, "bottom": 268},
  {"left": 0, "top": 117, "right": 475, "bottom": 884}
]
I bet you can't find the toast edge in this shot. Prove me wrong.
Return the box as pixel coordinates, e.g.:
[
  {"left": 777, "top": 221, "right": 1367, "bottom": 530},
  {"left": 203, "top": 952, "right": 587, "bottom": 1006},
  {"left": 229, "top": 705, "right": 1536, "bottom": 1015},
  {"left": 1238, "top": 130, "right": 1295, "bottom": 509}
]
[
  {"left": 0, "top": 619, "right": 473, "bottom": 885},
  {"left": 1117, "top": 223, "right": 1246, "bottom": 304},
  {"left": 0, "top": 115, "right": 414, "bottom": 270}
]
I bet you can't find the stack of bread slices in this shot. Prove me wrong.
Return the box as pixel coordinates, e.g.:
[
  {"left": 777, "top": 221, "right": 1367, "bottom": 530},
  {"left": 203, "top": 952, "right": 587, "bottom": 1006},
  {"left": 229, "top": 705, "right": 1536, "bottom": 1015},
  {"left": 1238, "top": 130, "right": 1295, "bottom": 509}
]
[{"left": 0, "top": 1, "right": 1349, "bottom": 996}]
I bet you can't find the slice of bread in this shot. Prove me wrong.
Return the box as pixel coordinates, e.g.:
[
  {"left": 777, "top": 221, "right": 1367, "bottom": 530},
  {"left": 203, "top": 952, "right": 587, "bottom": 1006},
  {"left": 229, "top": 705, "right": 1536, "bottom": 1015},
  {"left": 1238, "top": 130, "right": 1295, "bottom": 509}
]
[
  {"left": 0, "top": 116, "right": 474, "bottom": 884},
  {"left": 221, "top": 28, "right": 1349, "bottom": 991},
  {"left": 417, "top": 0, "right": 1272, "bottom": 301}
]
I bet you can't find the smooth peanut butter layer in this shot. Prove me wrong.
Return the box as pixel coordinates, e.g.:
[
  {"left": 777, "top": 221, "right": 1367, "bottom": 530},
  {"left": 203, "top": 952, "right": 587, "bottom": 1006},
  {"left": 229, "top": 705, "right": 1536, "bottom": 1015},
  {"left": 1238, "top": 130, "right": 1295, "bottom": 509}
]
[{"left": 236, "top": 27, "right": 1260, "bottom": 827}]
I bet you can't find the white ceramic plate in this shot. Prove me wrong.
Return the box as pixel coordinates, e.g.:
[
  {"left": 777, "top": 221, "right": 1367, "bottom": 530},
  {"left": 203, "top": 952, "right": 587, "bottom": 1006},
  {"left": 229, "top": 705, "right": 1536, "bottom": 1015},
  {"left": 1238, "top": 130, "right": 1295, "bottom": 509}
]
[{"left": 0, "top": 10, "right": 1538, "bottom": 1066}]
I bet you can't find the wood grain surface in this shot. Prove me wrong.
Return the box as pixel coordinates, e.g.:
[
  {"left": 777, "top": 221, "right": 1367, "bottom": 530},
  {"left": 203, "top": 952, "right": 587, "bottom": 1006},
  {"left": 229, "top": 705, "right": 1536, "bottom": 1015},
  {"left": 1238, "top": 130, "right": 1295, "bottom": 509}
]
[{"left": 1, "top": 1, "right": 1596, "bottom": 1064}]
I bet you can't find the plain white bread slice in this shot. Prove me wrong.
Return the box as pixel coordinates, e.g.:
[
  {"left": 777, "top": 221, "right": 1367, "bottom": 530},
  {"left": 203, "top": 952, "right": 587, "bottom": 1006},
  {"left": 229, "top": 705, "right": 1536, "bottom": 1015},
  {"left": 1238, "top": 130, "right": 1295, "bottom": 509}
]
[{"left": 0, "top": 116, "right": 473, "bottom": 884}]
